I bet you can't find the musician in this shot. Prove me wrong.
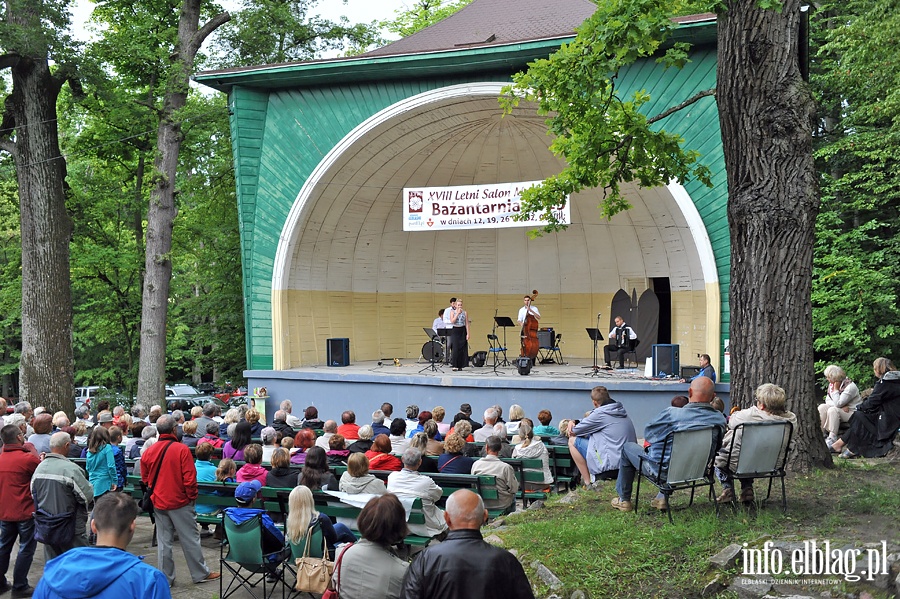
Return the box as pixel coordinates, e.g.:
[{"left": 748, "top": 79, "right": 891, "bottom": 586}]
[
  {"left": 448, "top": 299, "right": 471, "bottom": 371},
  {"left": 432, "top": 309, "right": 446, "bottom": 333},
  {"left": 604, "top": 316, "right": 637, "bottom": 369},
  {"left": 516, "top": 295, "right": 540, "bottom": 326}
]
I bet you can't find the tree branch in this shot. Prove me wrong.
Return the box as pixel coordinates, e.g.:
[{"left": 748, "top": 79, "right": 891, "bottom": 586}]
[
  {"left": 0, "top": 54, "right": 20, "bottom": 70},
  {"left": 647, "top": 88, "right": 716, "bottom": 125},
  {"left": 190, "top": 12, "right": 231, "bottom": 56}
]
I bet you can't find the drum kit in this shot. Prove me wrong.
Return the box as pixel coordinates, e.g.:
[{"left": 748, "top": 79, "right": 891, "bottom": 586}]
[{"left": 419, "top": 327, "right": 450, "bottom": 372}]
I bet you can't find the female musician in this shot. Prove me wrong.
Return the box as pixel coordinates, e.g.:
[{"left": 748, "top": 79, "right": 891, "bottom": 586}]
[{"left": 449, "top": 299, "right": 471, "bottom": 371}]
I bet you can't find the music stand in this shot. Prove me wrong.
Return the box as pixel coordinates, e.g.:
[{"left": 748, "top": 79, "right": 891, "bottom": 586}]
[
  {"left": 437, "top": 328, "right": 452, "bottom": 365},
  {"left": 419, "top": 327, "right": 444, "bottom": 374},
  {"left": 494, "top": 316, "right": 515, "bottom": 366},
  {"left": 584, "top": 327, "right": 605, "bottom": 376}
]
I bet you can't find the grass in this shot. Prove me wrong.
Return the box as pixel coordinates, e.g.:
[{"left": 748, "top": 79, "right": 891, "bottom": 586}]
[{"left": 495, "top": 459, "right": 900, "bottom": 598}]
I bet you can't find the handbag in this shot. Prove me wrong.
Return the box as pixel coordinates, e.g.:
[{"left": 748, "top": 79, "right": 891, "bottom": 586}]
[
  {"left": 321, "top": 542, "right": 353, "bottom": 599},
  {"left": 33, "top": 508, "right": 75, "bottom": 546},
  {"left": 140, "top": 441, "right": 175, "bottom": 515},
  {"left": 294, "top": 525, "right": 334, "bottom": 594}
]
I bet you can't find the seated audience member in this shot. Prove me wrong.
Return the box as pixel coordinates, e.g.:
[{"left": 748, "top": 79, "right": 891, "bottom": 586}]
[
  {"left": 512, "top": 422, "right": 553, "bottom": 491},
  {"left": 195, "top": 441, "right": 220, "bottom": 519},
  {"left": 28, "top": 413, "right": 54, "bottom": 454},
  {"left": 199, "top": 422, "right": 224, "bottom": 449},
  {"left": 281, "top": 437, "right": 294, "bottom": 450},
  {"left": 408, "top": 433, "right": 437, "bottom": 473},
  {"left": 471, "top": 435, "right": 519, "bottom": 511},
  {"left": 437, "top": 433, "right": 474, "bottom": 474},
  {"left": 509, "top": 420, "right": 526, "bottom": 445},
  {"left": 679, "top": 353, "right": 717, "bottom": 383},
  {"left": 245, "top": 408, "right": 264, "bottom": 438},
  {"left": 330, "top": 493, "right": 408, "bottom": 599},
  {"left": 127, "top": 423, "right": 154, "bottom": 459},
  {"left": 285, "top": 486, "right": 355, "bottom": 560},
  {"left": 370, "top": 410, "right": 391, "bottom": 438},
  {"left": 388, "top": 419, "right": 409, "bottom": 455},
  {"left": 347, "top": 425, "right": 374, "bottom": 454},
  {"left": 387, "top": 448, "right": 447, "bottom": 538},
  {"left": 280, "top": 400, "right": 302, "bottom": 428},
  {"left": 819, "top": 364, "right": 861, "bottom": 449},
  {"left": 260, "top": 427, "right": 279, "bottom": 463},
  {"left": 32, "top": 492, "right": 170, "bottom": 599},
  {"left": 830, "top": 357, "right": 900, "bottom": 458},
  {"left": 266, "top": 448, "right": 297, "bottom": 489},
  {"left": 365, "top": 435, "right": 403, "bottom": 471},
  {"left": 400, "top": 489, "right": 534, "bottom": 599},
  {"left": 224, "top": 481, "right": 289, "bottom": 564},
  {"left": 61, "top": 426, "right": 83, "bottom": 459},
  {"left": 190, "top": 406, "right": 203, "bottom": 421},
  {"left": 458, "top": 403, "right": 480, "bottom": 430},
  {"left": 291, "top": 429, "right": 316, "bottom": 465},
  {"left": 611, "top": 376, "right": 725, "bottom": 512},
  {"left": 107, "top": 426, "right": 127, "bottom": 491},
  {"left": 451, "top": 420, "right": 479, "bottom": 457},
  {"left": 671, "top": 396, "right": 689, "bottom": 408},
  {"left": 236, "top": 444, "right": 268, "bottom": 486},
  {"left": 338, "top": 411, "right": 361, "bottom": 441},
  {"left": 180, "top": 421, "right": 199, "bottom": 448},
  {"left": 485, "top": 423, "right": 514, "bottom": 457},
  {"left": 533, "top": 409, "right": 560, "bottom": 438},
  {"left": 710, "top": 397, "right": 726, "bottom": 415},
  {"left": 506, "top": 404, "right": 525, "bottom": 435},
  {"left": 73, "top": 420, "right": 90, "bottom": 447},
  {"left": 301, "top": 406, "right": 324, "bottom": 430},
  {"left": 219, "top": 409, "right": 240, "bottom": 441},
  {"left": 715, "top": 383, "right": 797, "bottom": 503},
  {"left": 423, "top": 420, "right": 444, "bottom": 456},
  {"left": 52, "top": 411, "right": 70, "bottom": 431},
  {"left": 431, "top": 406, "right": 451, "bottom": 436},
  {"left": 403, "top": 405, "right": 420, "bottom": 439},
  {"left": 300, "top": 446, "right": 339, "bottom": 491},
  {"left": 223, "top": 421, "right": 252, "bottom": 461},
  {"left": 473, "top": 408, "right": 499, "bottom": 443},
  {"left": 409, "top": 411, "right": 442, "bottom": 441},
  {"left": 216, "top": 458, "right": 237, "bottom": 483},
  {"left": 339, "top": 453, "right": 387, "bottom": 495},
  {"left": 327, "top": 434, "right": 350, "bottom": 466},
  {"left": 568, "top": 386, "right": 638, "bottom": 486},
  {"left": 7, "top": 414, "right": 37, "bottom": 455},
  {"left": 271, "top": 410, "right": 295, "bottom": 440},
  {"left": 315, "top": 420, "right": 338, "bottom": 451}
]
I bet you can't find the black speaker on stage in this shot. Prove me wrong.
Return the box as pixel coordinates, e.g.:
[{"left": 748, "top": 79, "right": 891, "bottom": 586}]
[
  {"left": 652, "top": 344, "right": 679, "bottom": 377},
  {"left": 327, "top": 338, "right": 350, "bottom": 367},
  {"left": 517, "top": 356, "right": 532, "bottom": 375},
  {"left": 471, "top": 351, "right": 487, "bottom": 367}
]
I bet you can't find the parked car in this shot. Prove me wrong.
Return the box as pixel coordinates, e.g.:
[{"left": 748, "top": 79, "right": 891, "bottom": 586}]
[
  {"left": 165, "top": 384, "right": 203, "bottom": 397},
  {"left": 165, "top": 395, "right": 229, "bottom": 413},
  {"left": 74, "top": 386, "right": 106, "bottom": 410},
  {"left": 197, "top": 382, "right": 217, "bottom": 395}
]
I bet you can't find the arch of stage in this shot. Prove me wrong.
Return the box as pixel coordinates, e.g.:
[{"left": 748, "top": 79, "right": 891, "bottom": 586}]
[{"left": 271, "top": 82, "right": 722, "bottom": 371}]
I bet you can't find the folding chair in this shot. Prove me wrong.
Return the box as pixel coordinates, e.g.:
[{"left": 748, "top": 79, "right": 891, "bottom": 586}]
[
  {"left": 634, "top": 426, "right": 720, "bottom": 523},
  {"left": 220, "top": 512, "right": 289, "bottom": 599},
  {"left": 623, "top": 339, "right": 639, "bottom": 368},
  {"left": 487, "top": 334, "right": 508, "bottom": 368},
  {"left": 551, "top": 333, "right": 565, "bottom": 365},
  {"left": 282, "top": 521, "right": 327, "bottom": 598},
  {"left": 719, "top": 420, "right": 793, "bottom": 513}
]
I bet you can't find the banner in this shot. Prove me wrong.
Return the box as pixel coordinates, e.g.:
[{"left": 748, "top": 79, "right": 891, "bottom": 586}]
[{"left": 402, "top": 180, "right": 570, "bottom": 232}]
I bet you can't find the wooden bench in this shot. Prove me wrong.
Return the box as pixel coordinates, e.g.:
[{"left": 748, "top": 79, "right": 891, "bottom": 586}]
[{"left": 546, "top": 443, "right": 577, "bottom": 491}]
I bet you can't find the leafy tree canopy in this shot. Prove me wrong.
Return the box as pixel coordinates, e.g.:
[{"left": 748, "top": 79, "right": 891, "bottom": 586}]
[{"left": 380, "top": 0, "right": 474, "bottom": 37}]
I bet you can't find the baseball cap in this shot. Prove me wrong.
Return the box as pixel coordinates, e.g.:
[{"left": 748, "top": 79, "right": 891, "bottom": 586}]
[{"left": 234, "top": 480, "right": 262, "bottom": 503}]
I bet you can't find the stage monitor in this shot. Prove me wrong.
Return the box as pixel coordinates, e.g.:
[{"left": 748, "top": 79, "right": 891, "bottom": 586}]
[
  {"left": 327, "top": 338, "right": 350, "bottom": 367},
  {"left": 652, "top": 344, "right": 679, "bottom": 377}
]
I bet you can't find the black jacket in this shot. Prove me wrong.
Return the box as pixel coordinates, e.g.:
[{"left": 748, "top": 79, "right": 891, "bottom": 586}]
[
  {"left": 400, "top": 529, "right": 534, "bottom": 599},
  {"left": 272, "top": 419, "right": 295, "bottom": 440}
]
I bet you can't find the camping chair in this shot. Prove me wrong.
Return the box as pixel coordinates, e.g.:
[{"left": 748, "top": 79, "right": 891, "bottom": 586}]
[
  {"left": 719, "top": 420, "right": 793, "bottom": 513},
  {"left": 634, "top": 426, "right": 720, "bottom": 523},
  {"left": 282, "top": 520, "right": 327, "bottom": 598},
  {"left": 220, "top": 512, "right": 289, "bottom": 599}
]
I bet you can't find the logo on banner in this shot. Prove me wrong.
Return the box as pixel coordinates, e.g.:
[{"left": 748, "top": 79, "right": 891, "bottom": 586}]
[{"left": 407, "top": 190, "right": 424, "bottom": 213}]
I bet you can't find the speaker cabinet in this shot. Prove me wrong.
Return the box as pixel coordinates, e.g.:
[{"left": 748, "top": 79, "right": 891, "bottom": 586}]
[
  {"left": 516, "top": 356, "right": 533, "bottom": 375},
  {"left": 327, "top": 338, "right": 350, "bottom": 367},
  {"left": 652, "top": 344, "right": 679, "bottom": 377}
]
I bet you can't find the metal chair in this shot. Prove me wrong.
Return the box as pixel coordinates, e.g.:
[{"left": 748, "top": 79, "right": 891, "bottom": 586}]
[
  {"left": 718, "top": 420, "right": 793, "bottom": 513},
  {"left": 487, "top": 334, "right": 507, "bottom": 368},
  {"left": 220, "top": 511, "right": 289, "bottom": 599},
  {"left": 623, "top": 338, "right": 639, "bottom": 368},
  {"left": 634, "top": 426, "right": 720, "bottom": 523},
  {"left": 551, "top": 333, "right": 565, "bottom": 365}
]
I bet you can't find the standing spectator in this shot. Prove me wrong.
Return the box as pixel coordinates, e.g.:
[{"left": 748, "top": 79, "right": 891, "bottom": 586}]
[
  {"left": 386, "top": 448, "right": 446, "bottom": 538},
  {"left": 471, "top": 435, "right": 518, "bottom": 512},
  {"left": 338, "top": 411, "right": 361, "bottom": 441},
  {"left": 0, "top": 425, "right": 40, "bottom": 597},
  {"left": 31, "top": 432, "right": 94, "bottom": 560},
  {"left": 86, "top": 426, "right": 118, "bottom": 499},
  {"left": 32, "top": 492, "right": 171, "bottom": 599},
  {"left": 400, "top": 489, "right": 534, "bottom": 599},
  {"left": 280, "top": 400, "right": 302, "bottom": 428},
  {"left": 107, "top": 427, "right": 127, "bottom": 492},
  {"left": 140, "top": 415, "right": 219, "bottom": 585},
  {"left": 568, "top": 386, "right": 638, "bottom": 486}
]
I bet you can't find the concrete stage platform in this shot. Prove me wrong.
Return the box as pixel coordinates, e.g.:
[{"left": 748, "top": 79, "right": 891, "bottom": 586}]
[{"left": 247, "top": 358, "right": 730, "bottom": 434}]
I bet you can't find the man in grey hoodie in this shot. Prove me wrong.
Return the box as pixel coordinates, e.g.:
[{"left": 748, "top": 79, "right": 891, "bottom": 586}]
[{"left": 568, "top": 386, "right": 637, "bottom": 487}]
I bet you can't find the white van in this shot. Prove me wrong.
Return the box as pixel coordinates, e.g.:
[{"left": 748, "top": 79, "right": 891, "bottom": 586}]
[{"left": 74, "top": 386, "right": 106, "bottom": 410}]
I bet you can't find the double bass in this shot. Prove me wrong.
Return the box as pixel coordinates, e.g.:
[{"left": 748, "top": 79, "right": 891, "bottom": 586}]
[{"left": 520, "top": 290, "right": 540, "bottom": 361}]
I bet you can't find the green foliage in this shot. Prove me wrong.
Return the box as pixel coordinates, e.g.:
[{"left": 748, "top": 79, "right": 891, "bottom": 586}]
[
  {"left": 500, "top": 0, "right": 713, "bottom": 233},
  {"left": 380, "top": 0, "right": 474, "bottom": 37},
  {"left": 810, "top": 0, "right": 900, "bottom": 385},
  {"left": 0, "top": 163, "right": 21, "bottom": 386},
  {"left": 210, "top": 0, "right": 383, "bottom": 67}
]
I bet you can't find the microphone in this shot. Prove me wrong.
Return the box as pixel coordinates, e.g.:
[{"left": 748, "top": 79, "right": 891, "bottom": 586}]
[{"left": 597, "top": 313, "right": 602, "bottom": 317}]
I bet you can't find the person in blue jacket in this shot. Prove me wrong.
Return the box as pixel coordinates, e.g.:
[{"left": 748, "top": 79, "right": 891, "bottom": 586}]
[
  {"left": 32, "top": 492, "right": 170, "bottom": 599},
  {"left": 223, "top": 480, "right": 289, "bottom": 563}
]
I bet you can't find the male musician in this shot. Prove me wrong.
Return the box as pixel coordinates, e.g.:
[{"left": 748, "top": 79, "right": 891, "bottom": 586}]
[
  {"left": 604, "top": 316, "right": 637, "bottom": 369},
  {"left": 516, "top": 295, "right": 540, "bottom": 326},
  {"left": 432, "top": 309, "right": 446, "bottom": 333}
]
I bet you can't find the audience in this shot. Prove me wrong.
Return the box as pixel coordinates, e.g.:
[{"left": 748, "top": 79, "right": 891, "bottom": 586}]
[
  {"left": 339, "top": 453, "right": 387, "bottom": 495},
  {"left": 223, "top": 421, "right": 252, "bottom": 461},
  {"left": 506, "top": 404, "right": 525, "bottom": 435},
  {"left": 533, "top": 409, "right": 560, "bottom": 438},
  {"left": 423, "top": 420, "right": 444, "bottom": 456},
  {"left": 819, "top": 364, "right": 861, "bottom": 450},
  {"left": 370, "top": 410, "right": 390, "bottom": 438},
  {"left": 301, "top": 406, "right": 324, "bottom": 430},
  {"left": 265, "top": 448, "right": 296, "bottom": 489},
  {"left": 285, "top": 486, "right": 355, "bottom": 560},
  {"left": 830, "top": 357, "right": 900, "bottom": 458},
  {"left": 472, "top": 436, "right": 518, "bottom": 512},
  {"left": 567, "top": 386, "right": 637, "bottom": 486},
  {"left": 437, "top": 433, "right": 474, "bottom": 474},
  {"left": 338, "top": 411, "right": 361, "bottom": 441},
  {"left": 327, "top": 434, "right": 350, "bottom": 466},
  {"left": 366, "top": 435, "right": 402, "bottom": 471},
  {"left": 236, "top": 444, "right": 267, "bottom": 485},
  {"left": 388, "top": 419, "right": 409, "bottom": 454},
  {"left": 511, "top": 422, "right": 553, "bottom": 491},
  {"left": 386, "top": 448, "right": 446, "bottom": 539},
  {"left": 300, "top": 447, "right": 339, "bottom": 491},
  {"left": 431, "top": 406, "right": 450, "bottom": 436},
  {"left": 291, "top": 429, "right": 316, "bottom": 465},
  {"left": 348, "top": 425, "right": 374, "bottom": 454}
]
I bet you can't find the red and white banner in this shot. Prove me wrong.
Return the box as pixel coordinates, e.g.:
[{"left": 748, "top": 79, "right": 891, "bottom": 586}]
[{"left": 402, "top": 180, "right": 570, "bottom": 232}]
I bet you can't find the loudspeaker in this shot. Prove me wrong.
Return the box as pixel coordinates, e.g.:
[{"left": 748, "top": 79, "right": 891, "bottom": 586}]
[
  {"left": 681, "top": 365, "right": 702, "bottom": 380},
  {"left": 471, "top": 351, "right": 487, "bottom": 367},
  {"left": 517, "top": 356, "right": 533, "bottom": 375},
  {"left": 652, "top": 344, "right": 679, "bottom": 377},
  {"left": 537, "top": 328, "right": 554, "bottom": 348},
  {"left": 327, "top": 338, "right": 350, "bottom": 367}
]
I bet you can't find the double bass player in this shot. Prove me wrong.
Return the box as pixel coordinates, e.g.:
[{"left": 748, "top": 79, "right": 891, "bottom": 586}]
[{"left": 518, "top": 293, "right": 541, "bottom": 364}]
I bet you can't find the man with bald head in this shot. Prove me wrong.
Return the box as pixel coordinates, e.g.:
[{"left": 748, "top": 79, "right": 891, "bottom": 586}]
[
  {"left": 611, "top": 376, "right": 725, "bottom": 512},
  {"left": 400, "top": 489, "right": 533, "bottom": 599}
]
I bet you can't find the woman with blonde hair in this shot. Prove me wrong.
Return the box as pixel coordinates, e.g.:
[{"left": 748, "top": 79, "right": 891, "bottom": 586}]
[
  {"left": 285, "top": 486, "right": 355, "bottom": 559},
  {"left": 511, "top": 422, "right": 553, "bottom": 490},
  {"left": 819, "top": 364, "right": 860, "bottom": 449},
  {"left": 506, "top": 404, "right": 525, "bottom": 434},
  {"left": 339, "top": 453, "right": 386, "bottom": 495},
  {"left": 831, "top": 357, "right": 900, "bottom": 458},
  {"left": 431, "top": 406, "right": 450, "bottom": 436},
  {"left": 246, "top": 408, "right": 263, "bottom": 437}
]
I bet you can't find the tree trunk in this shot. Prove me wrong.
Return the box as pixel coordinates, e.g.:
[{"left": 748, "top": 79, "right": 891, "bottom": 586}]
[
  {"left": 8, "top": 56, "right": 74, "bottom": 415},
  {"left": 717, "top": 1, "right": 827, "bottom": 472},
  {"left": 136, "top": 0, "right": 229, "bottom": 409}
]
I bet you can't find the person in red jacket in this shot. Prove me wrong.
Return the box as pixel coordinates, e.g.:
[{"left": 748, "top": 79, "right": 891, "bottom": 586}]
[
  {"left": 0, "top": 424, "right": 41, "bottom": 597},
  {"left": 140, "top": 414, "right": 219, "bottom": 586}
]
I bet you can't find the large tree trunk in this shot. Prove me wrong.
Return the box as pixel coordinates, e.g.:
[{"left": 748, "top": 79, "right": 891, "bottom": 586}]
[
  {"left": 136, "top": 1, "right": 229, "bottom": 409},
  {"left": 6, "top": 56, "right": 74, "bottom": 415},
  {"left": 717, "top": 1, "right": 827, "bottom": 472}
]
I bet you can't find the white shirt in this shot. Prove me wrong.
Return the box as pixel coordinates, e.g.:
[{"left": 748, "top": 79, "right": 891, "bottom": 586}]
[
  {"left": 315, "top": 432, "right": 334, "bottom": 450},
  {"left": 386, "top": 469, "right": 446, "bottom": 537},
  {"left": 517, "top": 305, "right": 541, "bottom": 324},
  {"left": 442, "top": 307, "right": 455, "bottom": 326},
  {"left": 431, "top": 317, "right": 445, "bottom": 331}
]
